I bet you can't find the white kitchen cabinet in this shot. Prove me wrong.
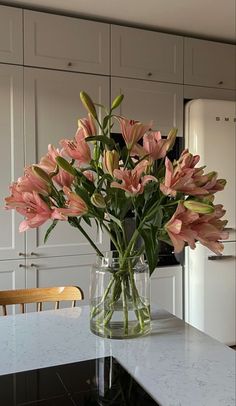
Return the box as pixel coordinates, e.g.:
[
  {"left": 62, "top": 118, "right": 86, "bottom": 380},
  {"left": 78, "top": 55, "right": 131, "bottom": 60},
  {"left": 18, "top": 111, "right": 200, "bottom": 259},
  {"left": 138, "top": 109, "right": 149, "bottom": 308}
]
[
  {"left": 0, "top": 259, "right": 26, "bottom": 314},
  {"left": 24, "top": 10, "right": 110, "bottom": 75},
  {"left": 0, "top": 5, "right": 23, "bottom": 64},
  {"left": 24, "top": 67, "right": 110, "bottom": 258},
  {"left": 184, "top": 85, "right": 236, "bottom": 102},
  {"left": 0, "top": 64, "right": 25, "bottom": 261},
  {"left": 111, "top": 77, "right": 183, "bottom": 135},
  {"left": 151, "top": 265, "right": 183, "bottom": 319},
  {"left": 184, "top": 37, "right": 236, "bottom": 90},
  {"left": 111, "top": 25, "right": 183, "bottom": 83},
  {"left": 26, "top": 255, "right": 95, "bottom": 305}
]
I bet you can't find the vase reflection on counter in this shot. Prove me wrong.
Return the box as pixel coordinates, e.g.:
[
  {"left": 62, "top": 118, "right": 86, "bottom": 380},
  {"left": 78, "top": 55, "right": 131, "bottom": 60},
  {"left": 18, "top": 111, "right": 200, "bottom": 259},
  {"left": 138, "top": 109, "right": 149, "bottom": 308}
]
[{"left": 90, "top": 251, "right": 151, "bottom": 339}]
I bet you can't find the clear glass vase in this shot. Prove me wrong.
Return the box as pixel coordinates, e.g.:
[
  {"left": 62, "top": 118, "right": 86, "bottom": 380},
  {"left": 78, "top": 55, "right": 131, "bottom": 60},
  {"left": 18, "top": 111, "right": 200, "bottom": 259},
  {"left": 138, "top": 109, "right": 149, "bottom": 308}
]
[{"left": 89, "top": 251, "right": 151, "bottom": 339}]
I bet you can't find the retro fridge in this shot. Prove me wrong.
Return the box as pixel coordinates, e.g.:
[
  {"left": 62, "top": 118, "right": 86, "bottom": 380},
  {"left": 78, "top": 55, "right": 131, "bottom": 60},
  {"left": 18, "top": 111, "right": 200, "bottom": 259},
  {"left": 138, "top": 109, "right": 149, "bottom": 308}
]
[{"left": 184, "top": 99, "right": 236, "bottom": 345}]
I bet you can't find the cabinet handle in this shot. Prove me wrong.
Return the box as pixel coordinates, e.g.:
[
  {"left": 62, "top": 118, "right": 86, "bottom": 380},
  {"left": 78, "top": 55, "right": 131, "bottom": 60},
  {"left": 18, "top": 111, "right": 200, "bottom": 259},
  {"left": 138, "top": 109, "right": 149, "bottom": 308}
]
[
  {"left": 67, "top": 62, "right": 73, "bottom": 67},
  {"left": 30, "top": 252, "right": 38, "bottom": 256},
  {"left": 30, "top": 263, "right": 39, "bottom": 268},
  {"left": 19, "top": 264, "right": 26, "bottom": 268},
  {"left": 147, "top": 72, "right": 152, "bottom": 77},
  {"left": 18, "top": 252, "right": 26, "bottom": 257},
  {"left": 218, "top": 80, "right": 223, "bottom": 85},
  {"left": 208, "top": 255, "right": 234, "bottom": 261}
]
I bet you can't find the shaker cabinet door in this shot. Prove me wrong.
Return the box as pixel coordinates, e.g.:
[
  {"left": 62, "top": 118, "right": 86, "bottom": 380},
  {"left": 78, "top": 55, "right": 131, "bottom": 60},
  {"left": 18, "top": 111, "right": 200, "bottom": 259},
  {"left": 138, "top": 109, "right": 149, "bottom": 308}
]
[
  {"left": 111, "top": 77, "right": 183, "bottom": 136},
  {"left": 24, "top": 10, "right": 110, "bottom": 75},
  {"left": 0, "top": 5, "right": 23, "bottom": 64},
  {"left": 24, "top": 67, "right": 110, "bottom": 257},
  {"left": 111, "top": 25, "right": 183, "bottom": 83},
  {"left": 151, "top": 266, "right": 183, "bottom": 319},
  {"left": 0, "top": 260, "right": 26, "bottom": 314},
  {"left": 26, "top": 255, "right": 95, "bottom": 305},
  {"left": 0, "top": 64, "right": 25, "bottom": 260},
  {"left": 184, "top": 37, "right": 236, "bottom": 90}
]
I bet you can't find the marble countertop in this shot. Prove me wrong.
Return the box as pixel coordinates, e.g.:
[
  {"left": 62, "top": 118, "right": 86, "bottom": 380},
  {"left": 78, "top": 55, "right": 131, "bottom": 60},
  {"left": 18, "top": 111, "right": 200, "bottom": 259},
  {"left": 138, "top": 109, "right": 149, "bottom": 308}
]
[{"left": 0, "top": 305, "right": 235, "bottom": 406}]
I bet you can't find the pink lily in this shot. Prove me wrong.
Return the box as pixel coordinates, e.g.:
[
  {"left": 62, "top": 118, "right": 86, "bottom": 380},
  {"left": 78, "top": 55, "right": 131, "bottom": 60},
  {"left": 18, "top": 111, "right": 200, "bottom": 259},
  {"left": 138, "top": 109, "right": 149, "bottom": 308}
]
[
  {"left": 142, "top": 131, "right": 170, "bottom": 160},
  {"left": 116, "top": 117, "right": 151, "bottom": 150},
  {"left": 111, "top": 160, "right": 156, "bottom": 196},
  {"left": 15, "top": 166, "right": 50, "bottom": 195},
  {"left": 165, "top": 203, "right": 199, "bottom": 253},
  {"left": 78, "top": 113, "right": 97, "bottom": 137},
  {"left": 52, "top": 186, "right": 88, "bottom": 220},
  {"left": 60, "top": 128, "right": 91, "bottom": 164},
  {"left": 160, "top": 157, "right": 209, "bottom": 197},
  {"left": 39, "top": 144, "right": 74, "bottom": 188}
]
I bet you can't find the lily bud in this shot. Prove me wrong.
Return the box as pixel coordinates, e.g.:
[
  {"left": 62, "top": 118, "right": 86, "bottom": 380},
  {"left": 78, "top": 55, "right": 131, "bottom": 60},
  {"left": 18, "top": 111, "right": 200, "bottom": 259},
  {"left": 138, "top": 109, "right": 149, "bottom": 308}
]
[
  {"left": 103, "top": 150, "right": 119, "bottom": 176},
  {"left": 91, "top": 193, "right": 106, "bottom": 208},
  {"left": 217, "top": 179, "right": 227, "bottom": 188},
  {"left": 55, "top": 157, "right": 77, "bottom": 176},
  {"left": 80, "top": 91, "right": 98, "bottom": 120},
  {"left": 32, "top": 166, "right": 52, "bottom": 184},
  {"left": 184, "top": 200, "right": 214, "bottom": 214},
  {"left": 166, "top": 128, "right": 178, "bottom": 151},
  {"left": 111, "top": 94, "right": 124, "bottom": 110}
]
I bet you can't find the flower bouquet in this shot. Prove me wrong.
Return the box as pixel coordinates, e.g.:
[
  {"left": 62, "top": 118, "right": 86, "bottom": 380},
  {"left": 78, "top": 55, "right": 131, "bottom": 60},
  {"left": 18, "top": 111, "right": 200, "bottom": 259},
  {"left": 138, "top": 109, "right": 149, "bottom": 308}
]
[{"left": 5, "top": 92, "right": 228, "bottom": 338}]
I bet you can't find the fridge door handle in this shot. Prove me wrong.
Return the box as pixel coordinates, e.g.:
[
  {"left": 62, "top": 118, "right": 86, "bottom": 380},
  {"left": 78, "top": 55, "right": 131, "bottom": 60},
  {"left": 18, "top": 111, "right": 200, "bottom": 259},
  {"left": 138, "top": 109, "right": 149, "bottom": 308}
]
[{"left": 208, "top": 255, "right": 235, "bottom": 261}]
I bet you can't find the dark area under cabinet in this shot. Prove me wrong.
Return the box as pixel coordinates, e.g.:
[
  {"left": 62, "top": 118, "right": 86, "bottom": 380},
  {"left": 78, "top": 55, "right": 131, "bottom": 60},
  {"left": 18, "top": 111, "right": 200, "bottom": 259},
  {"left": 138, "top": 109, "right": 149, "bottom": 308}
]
[{"left": 0, "top": 356, "right": 160, "bottom": 405}]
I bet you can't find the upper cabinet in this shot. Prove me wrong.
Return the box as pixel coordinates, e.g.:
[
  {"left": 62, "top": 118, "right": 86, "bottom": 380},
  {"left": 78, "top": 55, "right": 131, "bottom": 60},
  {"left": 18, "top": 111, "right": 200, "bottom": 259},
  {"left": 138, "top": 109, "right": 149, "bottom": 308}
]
[
  {"left": 24, "top": 10, "right": 110, "bottom": 75},
  {"left": 111, "top": 77, "right": 183, "bottom": 136},
  {"left": 184, "top": 37, "right": 236, "bottom": 90},
  {"left": 111, "top": 25, "right": 183, "bottom": 83},
  {"left": 0, "top": 5, "right": 23, "bottom": 64}
]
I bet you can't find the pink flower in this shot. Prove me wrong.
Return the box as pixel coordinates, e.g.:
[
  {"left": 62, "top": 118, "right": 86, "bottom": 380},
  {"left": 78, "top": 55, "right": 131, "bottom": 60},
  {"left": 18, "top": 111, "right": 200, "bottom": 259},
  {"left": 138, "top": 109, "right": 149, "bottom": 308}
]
[
  {"left": 117, "top": 117, "right": 151, "bottom": 150},
  {"left": 52, "top": 186, "right": 88, "bottom": 220},
  {"left": 15, "top": 166, "right": 50, "bottom": 195},
  {"left": 78, "top": 113, "right": 97, "bottom": 137},
  {"left": 111, "top": 160, "right": 156, "bottom": 196},
  {"left": 191, "top": 204, "right": 229, "bottom": 254},
  {"left": 142, "top": 131, "right": 170, "bottom": 160},
  {"left": 39, "top": 145, "right": 74, "bottom": 188},
  {"left": 165, "top": 203, "right": 199, "bottom": 253},
  {"left": 194, "top": 172, "right": 226, "bottom": 194},
  {"left": 5, "top": 189, "right": 53, "bottom": 232},
  {"left": 60, "top": 128, "right": 91, "bottom": 164},
  {"left": 160, "top": 157, "right": 209, "bottom": 197},
  {"left": 83, "top": 170, "right": 95, "bottom": 182}
]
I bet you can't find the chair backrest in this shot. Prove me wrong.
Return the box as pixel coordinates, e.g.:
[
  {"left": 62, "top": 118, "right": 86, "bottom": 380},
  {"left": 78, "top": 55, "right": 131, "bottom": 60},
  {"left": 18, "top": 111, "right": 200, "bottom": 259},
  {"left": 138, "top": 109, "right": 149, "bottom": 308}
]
[{"left": 0, "top": 286, "right": 84, "bottom": 316}]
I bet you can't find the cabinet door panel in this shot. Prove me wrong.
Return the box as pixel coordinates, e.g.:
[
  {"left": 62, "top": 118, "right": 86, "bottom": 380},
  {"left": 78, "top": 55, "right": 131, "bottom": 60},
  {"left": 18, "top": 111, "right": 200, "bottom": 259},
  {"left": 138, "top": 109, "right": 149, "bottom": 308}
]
[
  {"left": 24, "top": 67, "right": 110, "bottom": 257},
  {"left": 0, "top": 64, "right": 24, "bottom": 260},
  {"left": 111, "top": 77, "right": 183, "bottom": 136},
  {"left": 151, "top": 266, "right": 183, "bottom": 318},
  {"left": 111, "top": 25, "right": 183, "bottom": 83},
  {"left": 0, "top": 260, "right": 26, "bottom": 315},
  {"left": 24, "top": 10, "right": 110, "bottom": 75},
  {"left": 0, "top": 6, "right": 23, "bottom": 64},
  {"left": 184, "top": 38, "right": 236, "bottom": 90},
  {"left": 26, "top": 255, "right": 95, "bottom": 305}
]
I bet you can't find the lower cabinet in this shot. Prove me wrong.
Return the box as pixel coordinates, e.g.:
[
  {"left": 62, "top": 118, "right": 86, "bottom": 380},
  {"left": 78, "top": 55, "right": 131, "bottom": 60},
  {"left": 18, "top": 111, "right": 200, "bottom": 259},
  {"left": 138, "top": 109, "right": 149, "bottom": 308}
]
[
  {"left": 25, "top": 255, "right": 95, "bottom": 305},
  {"left": 0, "top": 259, "right": 26, "bottom": 315},
  {"left": 150, "top": 265, "right": 183, "bottom": 319}
]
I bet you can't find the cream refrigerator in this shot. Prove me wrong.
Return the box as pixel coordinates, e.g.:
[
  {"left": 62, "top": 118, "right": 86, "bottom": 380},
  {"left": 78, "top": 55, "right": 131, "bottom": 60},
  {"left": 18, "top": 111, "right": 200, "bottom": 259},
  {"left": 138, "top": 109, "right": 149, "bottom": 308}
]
[{"left": 185, "top": 99, "right": 236, "bottom": 345}]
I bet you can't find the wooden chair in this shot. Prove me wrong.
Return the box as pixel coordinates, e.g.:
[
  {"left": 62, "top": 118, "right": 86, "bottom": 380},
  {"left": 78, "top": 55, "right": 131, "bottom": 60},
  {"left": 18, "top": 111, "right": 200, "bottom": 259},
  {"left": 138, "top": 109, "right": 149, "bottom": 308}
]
[{"left": 0, "top": 286, "right": 84, "bottom": 316}]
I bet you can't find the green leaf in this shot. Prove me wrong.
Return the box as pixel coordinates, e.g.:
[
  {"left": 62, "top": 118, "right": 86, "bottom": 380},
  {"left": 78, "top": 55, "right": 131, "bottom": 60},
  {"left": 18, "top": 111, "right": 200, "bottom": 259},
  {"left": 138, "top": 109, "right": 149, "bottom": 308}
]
[
  {"left": 44, "top": 220, "right": 58, "bottom": 243},
  {"left": 140, "top": 227, "right": 159, "bottom": 275},
  {"left": 85, "top": 135, "right": 115, "bottom": 148},
  {"left": 82, "top": 216, "right": 92, "bottom": 227},
  {"left": 55, "top": 157, "right": 77, "bottom": 176},
  {"left": 106, "top": 213, "right": 123, "bottom": 229}
]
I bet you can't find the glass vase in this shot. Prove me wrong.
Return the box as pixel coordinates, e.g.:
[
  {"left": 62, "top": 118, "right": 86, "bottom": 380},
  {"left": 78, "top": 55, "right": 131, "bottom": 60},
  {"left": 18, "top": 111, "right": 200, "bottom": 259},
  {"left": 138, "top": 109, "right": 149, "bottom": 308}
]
[{"left": 89, "top": 251, "right": 151, "bottom": 339}]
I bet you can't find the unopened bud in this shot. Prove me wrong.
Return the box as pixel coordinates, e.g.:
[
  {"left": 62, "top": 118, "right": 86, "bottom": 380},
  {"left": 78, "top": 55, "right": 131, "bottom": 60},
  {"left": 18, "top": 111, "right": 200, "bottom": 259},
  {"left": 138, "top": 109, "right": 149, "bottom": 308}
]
[
  {"left": 80, "top": 91, "right": 97, "bottom": 120},
  {"left": 166, "top": 128, "right": 178, "bottom": 151},
  {"left": 32, "top": 166, "right": 52, "bottom": 184},
  {"left": 91, "top": 193, "right": 106, "bottom": 208},
  {"left": 103, "top": 150, "right": 119, "bottom": 176},
  {"left": 111, "top": 94, "right": 124, "bottom": 110},
  {"left": 184, "top": 200, "right": 214, "bottom": 214},
  {"left": 55, "top": 157, "right": 77, "bottom": 176}
]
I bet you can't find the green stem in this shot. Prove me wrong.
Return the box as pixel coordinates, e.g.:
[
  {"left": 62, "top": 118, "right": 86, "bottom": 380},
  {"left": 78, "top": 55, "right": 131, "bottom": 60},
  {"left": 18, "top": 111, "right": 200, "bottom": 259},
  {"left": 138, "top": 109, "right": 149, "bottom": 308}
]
[
  {"left": 102, "top": 222, "right": 121, "bottom": 254},
  {"left": 69, "top": 217, "right": 104, "bottom": 257}
]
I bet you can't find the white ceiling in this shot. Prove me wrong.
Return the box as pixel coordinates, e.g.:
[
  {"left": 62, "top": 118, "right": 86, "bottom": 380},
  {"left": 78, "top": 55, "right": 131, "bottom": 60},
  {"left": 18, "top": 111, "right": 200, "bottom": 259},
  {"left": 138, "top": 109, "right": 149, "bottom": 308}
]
[{"left": 2, "top": 0, "right": 236, "bottom": 43}]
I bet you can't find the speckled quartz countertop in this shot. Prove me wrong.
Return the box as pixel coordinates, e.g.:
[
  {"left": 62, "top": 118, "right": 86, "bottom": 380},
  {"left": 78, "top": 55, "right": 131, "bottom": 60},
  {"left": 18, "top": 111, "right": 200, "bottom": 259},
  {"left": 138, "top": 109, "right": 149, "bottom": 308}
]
[{"left": 0, "top": 305, "right": 235, "bottom": 406}]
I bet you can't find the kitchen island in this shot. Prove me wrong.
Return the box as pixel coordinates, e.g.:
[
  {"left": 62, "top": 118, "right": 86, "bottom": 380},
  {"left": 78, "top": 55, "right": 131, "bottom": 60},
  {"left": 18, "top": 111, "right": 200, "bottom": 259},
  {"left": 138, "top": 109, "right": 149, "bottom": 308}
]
[{"left": 0, "top": 305, "right": 235, "bottom": 406}]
